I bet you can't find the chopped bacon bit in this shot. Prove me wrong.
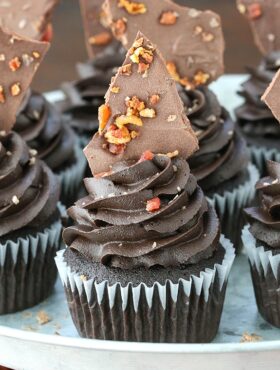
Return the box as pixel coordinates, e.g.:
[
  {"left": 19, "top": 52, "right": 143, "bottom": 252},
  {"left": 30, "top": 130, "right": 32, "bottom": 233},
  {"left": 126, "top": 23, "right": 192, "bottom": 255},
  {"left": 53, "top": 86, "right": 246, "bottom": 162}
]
[
  {"left": 89, "top": 32, "right": 112, "bottom": 46},
  {"left": 150, "top": 94, "right": 160, "bottom": 105},
  {"left": 0, "top": 86, "right": 5, "bottom": 103},
  {"left": 146, "top": 197, "right": 161, "bottom": 212},
  {"left": 109, "top": 143, "right": 126, "bottom": 155},
  {"left": 194, "top": 71, "right": 210, "bottom": 85},
  {"left": 118, "top": 0, "right": 147, "bottom": 15},
  {"left": 159, "top": 11, "right": 178, "bottom": 25},
  {"left": 120, "top": 63, "right": 132, "bottom": 76},
  {"left": 247, "top": 3, "right": 262, "bottom": 20},
  {"left": 32, "top": 51, "right": 40, "bottom": 59},
  {"left": 9, "top": 57, "right": 21, "bottom": 71},
  {"left": 111, "top": 86, "right": 120, "bottom": 93},
  {"left": 41, "top": 23, "right": 53, "bottom": 42},
  {"left": 139, "top": 150, "right": 154, "bottom": 162},
  {"left": 10, "top": 83, "right": 21, "bottom": 96},
  {"left": 138, "top": 62, "right": 149, "bottom": 74},
  {"left": 98, "top": 104, "right": 111, "bottom": 134},
  {"left": 105, "top": 126, "right": 131, "bottom": 144}
]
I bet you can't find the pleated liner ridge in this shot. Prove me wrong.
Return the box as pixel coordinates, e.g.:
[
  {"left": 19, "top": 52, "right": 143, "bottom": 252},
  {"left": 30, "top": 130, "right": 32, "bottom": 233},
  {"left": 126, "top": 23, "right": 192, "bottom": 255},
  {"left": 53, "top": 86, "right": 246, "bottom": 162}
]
[
  {"left": 243, "top": 225, "right": 280, "bottom": 328},
  {"left": 0, "top": 217, "right": 62, "bottom": 314},
  {"left": 56, "top": 236, "right": 235, "bottom": 343}
]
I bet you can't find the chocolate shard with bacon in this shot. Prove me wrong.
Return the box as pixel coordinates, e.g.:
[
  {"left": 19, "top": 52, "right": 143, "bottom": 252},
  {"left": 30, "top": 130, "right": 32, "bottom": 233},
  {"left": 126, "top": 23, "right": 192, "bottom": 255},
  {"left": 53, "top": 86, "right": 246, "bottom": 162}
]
[
  {"left": 0, "top": 27, "right": 49, "bottom": 133},
  {"left": 102, "top": 0, "right": 224, "bottom": 87},
  {"left": 0, "top": 0, "right": 59, "bottom": 41},
  {"left": 79, "top": 0, "right": 116, "bottom": 59},
  {"left": 262, "top": 68, "right": 280, "bottom": 122},
  {"left": 237, "top": 0, "right": 280, "bottom": 55},
  {"left": 84, "top": 31, "right": 198, "bottom": 175}
]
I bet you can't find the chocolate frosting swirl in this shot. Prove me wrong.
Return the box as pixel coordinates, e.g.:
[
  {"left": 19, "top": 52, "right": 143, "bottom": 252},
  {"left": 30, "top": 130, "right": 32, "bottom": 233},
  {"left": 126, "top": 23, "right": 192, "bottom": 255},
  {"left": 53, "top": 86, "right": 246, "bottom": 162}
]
[
  {"left": 245, "top": 160, "right": 280, "bottom": 248},
  {"left": 61, "top": 44, "right": 125, "bottom": 136},
  {"left": 63, "top": 155, "right": 220, "bottom": 269},
  {"left": 0, "top": 131, "right": 60, "bottom": 237},
  {"left": 178, "top": 86, "right": 249, "bottom": 190},
  {"left": 235, "top": 52, "right": 280, "bottom": 140},
  {"left": 14, "top": 90, "right": 76, "bottom": 171}
]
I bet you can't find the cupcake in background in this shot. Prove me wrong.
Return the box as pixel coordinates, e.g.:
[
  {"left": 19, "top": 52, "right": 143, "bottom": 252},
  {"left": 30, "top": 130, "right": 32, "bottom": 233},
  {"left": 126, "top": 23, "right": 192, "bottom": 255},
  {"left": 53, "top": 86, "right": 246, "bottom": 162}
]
[
  {"left": 14, "top": 89, "right": 86, "bottom": 207},
  {"left": 56, "top": 32, "right": 235, "bottom": 343},
  {"left": 236, "top": 0, "right": 280, "bottom": 175},
  {"left": 242, "top": 160, "right": 280, "bottom": 328},
  {"left": 103, "top": 0, "right": 259, "bottom": 248},
  {"left": 2, "top": 1, "right": 87, "bottom": 206},
  {"left": 60, "top": 0, "right": 125, "bottom": 145},
  {"left": 0, "top": 27, "right": 63, "bottom": 314}
]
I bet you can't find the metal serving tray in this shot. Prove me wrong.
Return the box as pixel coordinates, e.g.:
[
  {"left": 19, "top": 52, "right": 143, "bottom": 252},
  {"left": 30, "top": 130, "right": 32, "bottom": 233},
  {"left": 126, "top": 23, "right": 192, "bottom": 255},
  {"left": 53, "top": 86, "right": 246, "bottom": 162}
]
[{"left": 1, "top": 75, "right": 280, "bottom": 370}]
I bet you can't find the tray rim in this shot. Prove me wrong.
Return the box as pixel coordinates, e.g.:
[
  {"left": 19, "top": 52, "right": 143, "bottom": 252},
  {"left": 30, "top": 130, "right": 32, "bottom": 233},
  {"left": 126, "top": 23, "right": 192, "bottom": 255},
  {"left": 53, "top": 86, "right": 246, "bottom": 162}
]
[{"left": 1, "top": 325, "right": 280, "bottom": 354}]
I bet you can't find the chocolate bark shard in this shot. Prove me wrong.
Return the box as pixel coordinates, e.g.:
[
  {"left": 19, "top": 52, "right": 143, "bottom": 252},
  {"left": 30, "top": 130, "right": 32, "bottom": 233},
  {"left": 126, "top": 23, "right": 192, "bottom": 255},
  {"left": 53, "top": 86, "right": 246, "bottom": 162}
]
[
  {"left": 0, "top": 27, "right": 49, "bottom": 133},
  {"left": 84, "top": 32, "right": 198, "bottom": 175},
  {"left": 102, "top": 0, "right": 224, "bottom": 86},
  {"left": 0, "top": 0, "right": 58, "bottom": 40},
  {"left": 262, "top": 68, "right": 280, "bottom": 122},
  {"left": 236, "top": 0, "right": 280, "bottom": 55},
  {"left": 79, "top": 0, "right": 116, "bottom": 59}
]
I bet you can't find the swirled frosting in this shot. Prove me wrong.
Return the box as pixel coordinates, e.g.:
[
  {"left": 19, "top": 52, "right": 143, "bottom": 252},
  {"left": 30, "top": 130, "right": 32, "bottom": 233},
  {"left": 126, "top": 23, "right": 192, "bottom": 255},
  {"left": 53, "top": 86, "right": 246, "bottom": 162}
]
[
  {"left": 245, "top": 160, "right": 280, "bottom": 249},
  {"left": 61, "top": 44, "right": 125, "bottom": 136},
  {"left": 0, "top": 131, "right": 60, "bottom": 237},
  {"left": 14, "top": 90, "right": 76, "bottom": 171},
  {"left": 235, "top": 52, "right": 280, "bottom": 142},
  {"left": 63, "top": 155, "right": 220, "bottom": 269},
  {"left": 178, "top": 86, "right": 249, "bottom": 190}
]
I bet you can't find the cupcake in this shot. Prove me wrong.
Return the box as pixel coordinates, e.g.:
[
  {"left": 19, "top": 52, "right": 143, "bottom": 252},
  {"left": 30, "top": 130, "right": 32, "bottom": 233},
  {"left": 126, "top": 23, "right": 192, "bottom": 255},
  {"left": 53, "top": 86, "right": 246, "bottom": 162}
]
[
  {"left": 0, "top": 28, "right": 62, "bottom": 314},
  {"left": 14, "top": 89, "right": 87, "bottom": 207},
  {"left": 56, "top": 32, "right": 235, "bottom": 343},
  {"left": 103, "top": 0, "right": 259, "bottom": 248},
  {"left": 236, "top": 0, "right": 280, "bottom": 175},
  {"left": 1, "top": 1, "right": 86, "bottom": 206},
  {"left": 178, "top": 86, "right": 259, "bottom": 247},
  {"left": 60, "top": 0, "right": 125, "bottom": 145},
  {"left": 242, "top": 160, "right": 280, "bottom": 328}
]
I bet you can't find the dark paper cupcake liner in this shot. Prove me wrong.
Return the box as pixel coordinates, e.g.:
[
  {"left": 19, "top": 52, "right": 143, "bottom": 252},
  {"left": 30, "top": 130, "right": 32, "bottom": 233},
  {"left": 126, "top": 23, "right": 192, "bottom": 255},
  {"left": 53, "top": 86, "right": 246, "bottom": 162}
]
[
  {"left": 57, "top": 143, "right": 87, "bottom": 206},
  {"left": 250, "top": 146, "right": 280, "bottom": 177},
  {"left": 55, "top": 236, "right": 235, "bottom": 343},
  {"left": 207, "top": 163, "right": 259, "bottom": 251},
  {"left": 0, "top": 217, "right": 63, "bottom": 315},
  {"left": 242, "top": 225, "right": 280, "bottom": 328}
]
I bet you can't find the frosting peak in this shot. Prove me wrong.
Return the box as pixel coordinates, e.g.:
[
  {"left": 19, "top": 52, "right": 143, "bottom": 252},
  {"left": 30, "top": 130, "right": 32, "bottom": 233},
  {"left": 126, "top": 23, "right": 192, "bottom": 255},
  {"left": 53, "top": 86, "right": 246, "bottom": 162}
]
[{"left": 63, "top": 155, "right": 220, "bottom": 269}]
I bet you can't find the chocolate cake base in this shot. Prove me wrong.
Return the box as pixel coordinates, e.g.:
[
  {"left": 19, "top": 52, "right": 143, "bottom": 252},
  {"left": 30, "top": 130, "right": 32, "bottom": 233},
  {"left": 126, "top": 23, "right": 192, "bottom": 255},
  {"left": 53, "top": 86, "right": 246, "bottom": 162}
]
[
  {"left": 61, "top": 244, "right": 231, "bottom": 343},
  {"left": 0, "top": 210, "right": 62, "bottom": 315},
  {"left": 250, "top": 262, "right": 280, "bottom": 328},
  {"left": 64, "top": 245, "right": 225, "bottom": 287}
]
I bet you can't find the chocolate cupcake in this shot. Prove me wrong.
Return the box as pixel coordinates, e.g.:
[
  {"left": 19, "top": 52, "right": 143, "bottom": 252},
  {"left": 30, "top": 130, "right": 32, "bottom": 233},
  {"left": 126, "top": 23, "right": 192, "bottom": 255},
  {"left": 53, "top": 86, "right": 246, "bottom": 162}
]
[
  {"left": 242, "top": 160, "right": 280, "bottom": 328},
  {"left": 179, "top": 86, "right": 259, "bottom": 247},
  {"left": 14, "top": 90, "right": 86, "bottom": 206},
  {"left": 0, "top": 26, "right": 63, "bottom": 314},
  {"left": 57, "top": 154, "right": 235, "bottom": 342},
  {"left": 235, "top": 53, "right": 280, "bottom": 174},
  {"left": 236, "top": 1, "right": 280, "bottom": 175},
  {"left": 0, "top": 131, "right": 62, "bottom": 314},
  {"left": 56, "top": 32, "right": 235, "bottom": 343},
  {"left": 102, "top": 0, "right": 259, "bottom": 249},
  {"left": 61, "top": 44, "right": 125, "bottom": 145}
]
